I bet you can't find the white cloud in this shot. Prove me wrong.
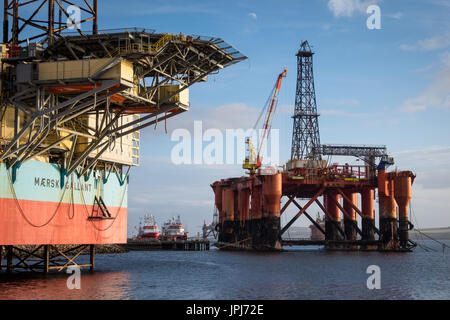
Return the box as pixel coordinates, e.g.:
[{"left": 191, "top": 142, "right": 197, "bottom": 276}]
[
  {"left": 394, "top": 146, "right": 450, "bottom": 189},
  {"left": 152, "top": 103, "right": 261, "bottom": 134},
  {"left": 392, "top": 146, "right": 450, "bottom": 228},
  {"left": 248, "top": 12, "right": 257, "bottom": 20},
  {"left": 203, "top": 103, "right": 260, "bottom": 131},
  {"left": 400, "top": 67, "right": 450, "bottom": 113},
  {"left": 418, "top": 33, "right": 450, "bottom": 51},
  {"left": 138, "top": 103, "right": 262, "bottom": 142},
  {"left": 414, "top": 65, "right": 434, "bottom": 73},
  {"left": 400, "top": 52, "right": 450, "bottom": 112},
  {"left": 327, "top": 0, "right": 380, "bottom": 17},
  {"left": 400, "top": 32, "right": 450, "bottom": 51},
  {"left": 385, "top": 12, "right": 403, "bottom": 19},
  {"left": 400, "top": 103, "right": 428, "bottom": 113},
  {"left": 441, "top": 51, "right": 450, "bottom": 67},
  {"left": 399, "top": 44, "right": 416, "bottom": 51},
  {"left": 431, "top": 0, "right": 450, "bottom": 7}
]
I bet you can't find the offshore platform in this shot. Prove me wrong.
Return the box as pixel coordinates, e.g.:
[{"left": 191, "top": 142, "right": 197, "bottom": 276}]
[
  {"left": 0, "top": 0, "right": 246, "bottom": 272},
  {"left": 212, "top": 41, "right": 416, "bottom": 252}
]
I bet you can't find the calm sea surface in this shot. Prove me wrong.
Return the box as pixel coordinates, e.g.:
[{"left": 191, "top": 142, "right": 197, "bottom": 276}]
[{"left": 0, "top": 240, "right": 449, "bottom": 300}]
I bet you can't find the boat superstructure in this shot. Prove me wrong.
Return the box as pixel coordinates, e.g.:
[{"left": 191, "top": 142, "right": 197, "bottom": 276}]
[
  {"left": 137, "top": 215, "right": 161, "bottom": 240},
  {"left": 162, "top": 216, "right": 187, "bottom": 241}
]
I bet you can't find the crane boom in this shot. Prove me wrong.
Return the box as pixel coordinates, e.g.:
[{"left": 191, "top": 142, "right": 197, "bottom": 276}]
[
  {"left": 257, "top": 68, "right": 287, "bottom": 158},
  {"left": 243, "top": 68, "right": 287, "bottom": 174}
]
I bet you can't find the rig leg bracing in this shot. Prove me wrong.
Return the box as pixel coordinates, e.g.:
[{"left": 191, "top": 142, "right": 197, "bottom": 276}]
[
  {"left": 212, "top": 167, "right": 416, "bottom": 252},
  {"left": 0, "top": 245, "right": 96, "bottom": 273}
]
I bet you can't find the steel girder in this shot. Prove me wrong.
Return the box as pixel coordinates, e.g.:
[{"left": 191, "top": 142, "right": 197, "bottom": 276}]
[{"left": 0, "top": 30, "right": 247, "bottom": 175}]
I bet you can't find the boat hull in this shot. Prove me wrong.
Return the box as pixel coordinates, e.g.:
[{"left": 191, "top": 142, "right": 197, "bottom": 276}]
[{"left": 138, "top": 232, "right": 161, "bottom": 240}]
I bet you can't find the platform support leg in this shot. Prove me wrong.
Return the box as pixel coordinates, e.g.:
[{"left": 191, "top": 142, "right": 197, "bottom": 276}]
[
  {"left": 6, "top": 246, "right": 13, "bottom": 273},
  {"left": 43, "top": 245, "right": 49, "bottom": 274},
  {"left": 90, "top": 245, "right": 95, "bottom": 272},
  {"left": 0, "top": 245, "right": 3, "bottom": 271}
]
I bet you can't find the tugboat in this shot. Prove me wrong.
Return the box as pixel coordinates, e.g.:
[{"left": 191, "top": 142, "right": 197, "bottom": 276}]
[
  {"left": 162, "top": 215, "right": 188, "bottom": 241},
  {"left": 137, "top": 215, "right": 161, "bottom": 240}
]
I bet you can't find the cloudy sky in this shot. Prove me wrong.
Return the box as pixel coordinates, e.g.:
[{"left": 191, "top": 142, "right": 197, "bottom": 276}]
[{"left": 85, "top": 0, "right": 449, "bottom": 235}]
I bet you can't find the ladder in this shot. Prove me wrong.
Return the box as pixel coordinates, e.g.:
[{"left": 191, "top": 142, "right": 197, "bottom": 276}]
[{"left": 91, "top": 196, "right": 112, "bottom": 219}]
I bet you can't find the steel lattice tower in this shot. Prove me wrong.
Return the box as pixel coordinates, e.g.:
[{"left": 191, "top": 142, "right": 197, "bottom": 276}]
[{"left": 291, "top": 41, "right": 321, "bottom": 160}]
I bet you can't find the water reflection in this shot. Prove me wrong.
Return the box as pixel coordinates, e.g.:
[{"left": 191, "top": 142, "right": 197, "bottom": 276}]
[
  {"left": 0, "top": 240, "right": 448, "bottom": 300},
  {"left": 0, "top": 271, "right": 131, "bottom": 300}
]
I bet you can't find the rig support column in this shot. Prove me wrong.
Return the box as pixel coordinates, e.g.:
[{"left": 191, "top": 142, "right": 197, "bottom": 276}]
[
  {"left": 43, "top": 245, "right": 50, "bottom": 273},
  {"left": 0, "top": 245, "right": 3, "bottom": 271},
  {"left": 394, "top": 173, "right": 413, "bottom": 248},
  {"left": 262, "top": 173, "right": 282, "bottom": 250},
  {"left": 324, "top": 192, "right": 343, "bottom": 248},
  {"left": 238, "top": 187, "right": 250, "bottom": 245},
  {"left": 343, "top": 191, "right": 358, "bottom": 244},
  {"left": 222, "top": 188, "right": 235, "bottom": 243},
  {"left": 232, "top": 190, "right": 241, "bottom": 242},
  {"left": 90, "top": 245, "right": 95, "bottom": 272},
  {"left": 250, "top": 183, "right": 263, "bottom": 248},
  {"left": 378, "top": 170, "right": 399, "bottom": 250},
  {"left": 361, "top": 187, "right": 376, "bottom": 243},
  {"left": 6, "top": 246, "right": 13, "bottom": 273},
  {"left": 212, "top": 183, "right": 223, "bottom": 242}
]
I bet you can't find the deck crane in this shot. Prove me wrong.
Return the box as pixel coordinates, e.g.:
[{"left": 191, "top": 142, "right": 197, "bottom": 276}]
[{"left": 243, "top": 68, "right": 287, "bottom": 174}]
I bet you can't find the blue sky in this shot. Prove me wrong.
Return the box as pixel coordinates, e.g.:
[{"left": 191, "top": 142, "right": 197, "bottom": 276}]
[
  {"left": 112, "top": 0, "right": 450, "bottom": 235},
  {"left": 29, "top": 0, "right": 449, "bottom": 235}
]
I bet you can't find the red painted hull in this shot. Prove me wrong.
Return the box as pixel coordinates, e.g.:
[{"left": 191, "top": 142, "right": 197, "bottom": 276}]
[
  {"left": 165, "top": 235, "right": 187, "bottom": 241},
  {"left": 0, "top": 198, "right": 127, "bottom": 245},
  {"left": 138, "top": 232, "right": 161, "bottom": 240}
]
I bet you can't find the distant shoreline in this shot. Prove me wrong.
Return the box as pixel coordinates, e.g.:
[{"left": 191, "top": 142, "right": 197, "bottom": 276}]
[
  {"left": 286, "top": 226, "right": 450, "bottom": 241},
  {"left": 409, "top": 227, "right": 450, "bottom": 240}
]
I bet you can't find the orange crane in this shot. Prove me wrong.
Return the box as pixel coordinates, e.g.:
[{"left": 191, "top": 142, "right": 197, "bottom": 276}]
[{"left": 243, "top": 68, "right": 287, "bottom": 174}]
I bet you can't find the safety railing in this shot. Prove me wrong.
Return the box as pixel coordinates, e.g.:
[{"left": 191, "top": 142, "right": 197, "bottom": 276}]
[
  {"left": 288, "top": 164, "right": 368, "bottom": 181},
  {"left": 111, "top": 34, "right": 176, "bottom": 56}
]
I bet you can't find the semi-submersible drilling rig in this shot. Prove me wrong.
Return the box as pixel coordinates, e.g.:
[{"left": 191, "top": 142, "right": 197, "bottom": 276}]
[
  {"left": 0, "top": 0, "right": 246, "bottom": 272},
  {"left": 212, "top": 41, "right": 416, "bottom": 252}
]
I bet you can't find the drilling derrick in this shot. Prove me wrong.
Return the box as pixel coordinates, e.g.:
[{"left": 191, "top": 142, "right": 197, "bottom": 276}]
[
  {"left": 291, "top": 40, "right": 321, "bottom": 161},
  {"left": 0, "top": 0, "right": 246, "bottom": 272}
]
